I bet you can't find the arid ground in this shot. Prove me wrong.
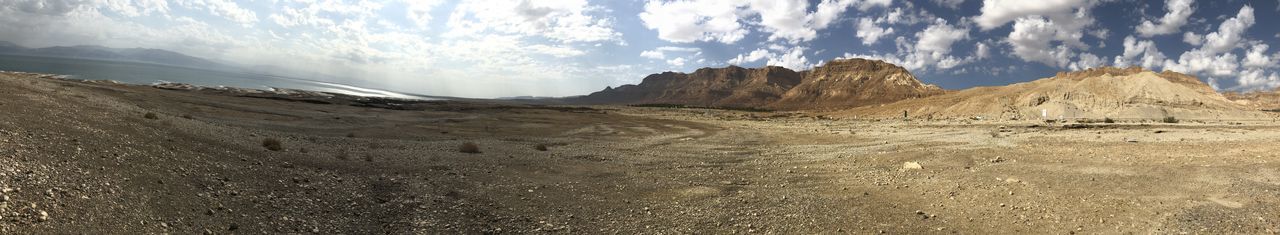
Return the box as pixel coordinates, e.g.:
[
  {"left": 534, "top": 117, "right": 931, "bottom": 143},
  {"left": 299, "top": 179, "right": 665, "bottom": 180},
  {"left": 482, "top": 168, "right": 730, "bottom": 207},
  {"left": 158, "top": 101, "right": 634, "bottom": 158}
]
[{"left": 2, "top": 72, "right": 1280, "bottom": 233}]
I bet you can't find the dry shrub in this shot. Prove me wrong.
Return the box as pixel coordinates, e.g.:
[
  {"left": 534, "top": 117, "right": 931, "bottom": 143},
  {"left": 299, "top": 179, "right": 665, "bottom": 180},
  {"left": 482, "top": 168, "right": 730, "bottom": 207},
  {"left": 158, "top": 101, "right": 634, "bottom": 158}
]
[
  {"left": 459, "top": 142, "right": 481, "bottom": 154},
  {"left": 534, "top": 144, "right": 549, "bottom": 151},
  {"left": 143, "top": 112, "right": 159, "bottom": 120},
  {"left": 262, "top": 138, "right": 283, "bottom": 151}
]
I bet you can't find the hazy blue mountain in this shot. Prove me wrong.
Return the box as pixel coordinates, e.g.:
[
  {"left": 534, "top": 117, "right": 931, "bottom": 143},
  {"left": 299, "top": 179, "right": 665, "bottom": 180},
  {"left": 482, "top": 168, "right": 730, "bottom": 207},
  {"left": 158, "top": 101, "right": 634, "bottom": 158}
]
[{"left": 0, "top": 41, "right": 223, "bottom": 69}]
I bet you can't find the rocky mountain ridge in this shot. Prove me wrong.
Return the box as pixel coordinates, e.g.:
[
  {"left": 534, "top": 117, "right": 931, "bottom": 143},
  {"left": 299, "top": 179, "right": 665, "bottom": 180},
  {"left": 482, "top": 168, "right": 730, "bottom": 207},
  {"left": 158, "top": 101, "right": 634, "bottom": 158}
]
[{"left": 573, "top": 58, "right": 942, "bottom": 110}]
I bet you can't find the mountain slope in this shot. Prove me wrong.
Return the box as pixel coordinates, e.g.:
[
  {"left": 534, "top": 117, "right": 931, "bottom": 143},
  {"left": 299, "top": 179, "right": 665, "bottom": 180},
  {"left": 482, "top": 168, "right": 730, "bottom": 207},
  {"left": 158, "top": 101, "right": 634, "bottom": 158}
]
[
  {"left": 573, "top": 58, "right": 940, "bottom": 110},
  {"left": 770, "top": 58, "right": 942, "bottom": 110},
  {"left": 0, "top": 41, "right": 221, "bottom": 69},
  {"left": 839, "top": 67, "right": 1268, "bottom": 120}
]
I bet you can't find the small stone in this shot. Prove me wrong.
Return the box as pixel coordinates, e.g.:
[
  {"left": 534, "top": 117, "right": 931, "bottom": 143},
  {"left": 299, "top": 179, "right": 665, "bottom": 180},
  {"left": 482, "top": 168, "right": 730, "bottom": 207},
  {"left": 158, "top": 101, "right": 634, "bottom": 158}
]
[
  {"left": 37, "top": 210, "right": 48, "bottom": 222},
  {"left": 902, "top": 162, "right": 923, "bottom": 170}
]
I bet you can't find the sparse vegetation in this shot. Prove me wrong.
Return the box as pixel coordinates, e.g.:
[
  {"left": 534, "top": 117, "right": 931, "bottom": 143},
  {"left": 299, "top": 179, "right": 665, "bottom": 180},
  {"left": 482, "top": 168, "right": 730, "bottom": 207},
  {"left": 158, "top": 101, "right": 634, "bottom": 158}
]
[
  {"left": 628, "top": 103, "right": 772, "bottom": 112},
  {"left": 459, "top": 142, "right": 481, "bottom": 153},
  {"left": 1162, "top": 116, "right": 1179, "bottom": 123},
  {"left": 143, "top": 112, "right": 158, "bottom": 119},
  {"left": 262, "top": 138, "right": 283, "bottom": 151},
  {"left": 535, "top": 144, "right": 549, "bottom": 151}
]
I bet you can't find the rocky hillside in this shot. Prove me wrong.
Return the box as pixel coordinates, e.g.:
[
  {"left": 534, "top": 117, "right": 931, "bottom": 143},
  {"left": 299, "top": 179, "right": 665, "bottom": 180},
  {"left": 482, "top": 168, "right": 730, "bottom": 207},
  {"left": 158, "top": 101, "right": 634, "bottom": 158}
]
[
  {"left": 572, "top": 58, "right": 940, "bottom": 110},
  {"left": 1225, "top": 88, "right": 1280, "bottom": 111},
  {"left": 839, "top": 67, "right": 1269, "bottom": 120}
]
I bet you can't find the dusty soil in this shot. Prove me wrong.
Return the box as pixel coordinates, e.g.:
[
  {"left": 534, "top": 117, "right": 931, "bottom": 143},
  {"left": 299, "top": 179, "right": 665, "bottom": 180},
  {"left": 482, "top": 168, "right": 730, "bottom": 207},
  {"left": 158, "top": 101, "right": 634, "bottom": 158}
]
[{"left": 2, "top": 72, "right": 1280, "bottom": 233}]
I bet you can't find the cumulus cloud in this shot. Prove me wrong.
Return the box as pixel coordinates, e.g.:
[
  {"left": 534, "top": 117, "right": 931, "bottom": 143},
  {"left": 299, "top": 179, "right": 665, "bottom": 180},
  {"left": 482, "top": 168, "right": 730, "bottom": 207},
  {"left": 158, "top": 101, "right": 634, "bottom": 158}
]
[
  {"left": 855, "top": 17, "right": 894, "bottom": 45},
  {"left": 1201, "top": 5, "right": 1254, "bottom": 54},
  {"left": 1135, "top": 0, "right": 1193, "bottom": 37},
  {"left": 842, "top": 19, "right": 971, "bottom": 71},
  {"left": 639, "top": 46, "right": 701, "bottom": 60},
  {"left": 637, "top": 0, "right": 749, "bottom": 43},
  {"left": 1182, "top": 32, "right": 1203, "bottom": 45},
  {"left": 766, "top": 46, "right": 812, "bottom": 70},
  {"left": 640, "top": 0, "right": 891, "bottom": 44},
  {"left": 932, "top": 0, "right": 964, "bottom": 9},
  {"left": 1159, "top": 5, "right": 1276, "bottom": 90},
  {"left": 1113, "top": 36, "right": 1167, "bottom": 69},
  {"left": 974, "top": 42, "right": 990, "bottom": 59},
  {"left": 727, "top": 48, "right": 770, "bottom": 65},
  {"left": 974, "top": 0, "right": 1090, "bottom": 30},
  {"left": 1006, "top": 16, "right": 1076, "bottom": 67},
  {"left": 1069, "top": 52, "right": 1105, "bottom": 71},
  {"left": 1243, "top": 44, "right": 1276, "bottom": 69},
  {"left": 448, "top": 0, "right": 622, "bottom": 44}
]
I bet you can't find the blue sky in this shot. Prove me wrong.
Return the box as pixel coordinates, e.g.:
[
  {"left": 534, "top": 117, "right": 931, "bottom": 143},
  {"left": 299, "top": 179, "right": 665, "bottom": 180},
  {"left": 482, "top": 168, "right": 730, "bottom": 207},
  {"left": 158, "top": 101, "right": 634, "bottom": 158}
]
[{"left": 1, "top": 0, "right": 1279, "bottom": 98}]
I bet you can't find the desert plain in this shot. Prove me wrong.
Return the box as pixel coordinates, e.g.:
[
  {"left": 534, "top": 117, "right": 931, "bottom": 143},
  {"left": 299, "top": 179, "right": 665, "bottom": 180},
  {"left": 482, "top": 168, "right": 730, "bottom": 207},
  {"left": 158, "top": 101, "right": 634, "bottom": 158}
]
[{"left": 1, "top": 71, "right": 1280, "bottom": 233}]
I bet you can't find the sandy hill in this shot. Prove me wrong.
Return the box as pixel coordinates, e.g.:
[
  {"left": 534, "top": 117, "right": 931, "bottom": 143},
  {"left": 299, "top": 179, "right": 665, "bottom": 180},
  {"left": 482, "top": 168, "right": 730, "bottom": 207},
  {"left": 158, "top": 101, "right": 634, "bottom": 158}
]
[
  {"left": 1225, "top": 88, "right": 1280, "bottom": 111},
  {"left": 838, "top": 67, "right": 1271, "bottom": 120},
  {"left": 570, "top": 58, "right": 941, "bottom": 110}
]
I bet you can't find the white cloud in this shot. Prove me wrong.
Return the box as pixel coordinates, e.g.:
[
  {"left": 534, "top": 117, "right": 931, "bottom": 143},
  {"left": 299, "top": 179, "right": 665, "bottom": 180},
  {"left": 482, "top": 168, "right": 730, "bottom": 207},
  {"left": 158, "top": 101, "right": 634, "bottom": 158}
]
[
  {"left": 916, "top": 19, "right": 969, "bottom": 55},
  {"left": 405, "top": 0, "right": 443, "bottom": 29},
  {"left": 666, "top": 57, "right": 687, "bottom": 66},
  {"left": 975, "top": 42, "right": 990, "bottom": 59},
  {"left": 1182, "top": 32, "right": 1203, "bottom": 45},
  {"left": 974, "top": 0, "right": 1090, "bottom": 30},
  {"left": 1006, "top": 16, "right": 1074, "bottom": 67},
  {"left": 1135, "top": 0, "right": 1193, "bottom": 37},
  {"left": 748, "top": 0, "right": 816, "bottom": 42},
  {"left": 1235, "top": 69, "right": 1280, "bottom": 91},
  {"left": 1243, "top": 44, "right": 1276, "bottom": 69},
  {"left": 1068, "top": 52, "right": 1105, "bottom": 71},
  {"left": 765, "top": 46, "right": 812, "bottom": 70},
  {"left": 932, "top": 0, "right": 964, "bottom": 9},
  {"left": 841, "top": 19, "right": 971, "bottom": 72},
  {"left": 855, "top": 17, "right": 894, "bottom": 45},
  {"left": 1113, "top": 36, "right": 1167, "bottom": 69},
  {"left": 175, "top": 0, "right": 259, "bottom": 26},
  {"left": 448, "top": 0, "right": 622, "bottom": 44},
  {"left": 639, "top": 46, "right": 701, "bottom": 60},
  {"left": 1201, "top": 5, "right": 1254, "bottom": 54},
  {"left": 637, "top": 0, "right": 749, "bottom": 43},
  {"left": 728, "top": 48, "right": 770, "bottom": 64},
  {"left": 640, "top": 0, "right": 890, "bottom": 44}
]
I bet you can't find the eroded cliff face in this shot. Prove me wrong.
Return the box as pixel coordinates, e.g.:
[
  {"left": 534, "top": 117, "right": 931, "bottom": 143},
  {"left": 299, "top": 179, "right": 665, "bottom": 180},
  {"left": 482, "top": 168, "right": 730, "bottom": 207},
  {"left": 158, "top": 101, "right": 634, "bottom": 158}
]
[
  {"left": 770, "top": 58, "right": 942, "bottom": 110},
  {"left": 838, "top": 67, "right": 1266, "bottom": 120},
  {"left": 575, "top": 58, "right": 940, "bottom": 110}
]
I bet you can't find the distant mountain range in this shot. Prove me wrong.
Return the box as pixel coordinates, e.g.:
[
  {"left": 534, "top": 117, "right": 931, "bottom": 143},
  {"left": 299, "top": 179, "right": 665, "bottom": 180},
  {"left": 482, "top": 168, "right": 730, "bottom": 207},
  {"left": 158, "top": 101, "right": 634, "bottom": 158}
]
[
  {"left": 0, "top": 41, "right": 225, "bottom": 69},
  {"left": 567, "top": 58, "right": 943, "bottom": 111}
]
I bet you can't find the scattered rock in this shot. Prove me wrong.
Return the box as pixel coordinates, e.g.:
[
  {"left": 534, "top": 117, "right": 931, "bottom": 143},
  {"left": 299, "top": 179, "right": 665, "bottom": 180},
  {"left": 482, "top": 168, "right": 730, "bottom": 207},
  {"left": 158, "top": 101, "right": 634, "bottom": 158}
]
[
  {"left": 902, "top": 162, "right": 923, "bottom": 170},
  {"left": 989, "top": 156, "right": 1004, "bottom": 163},
  {"left": 37, "top": 210, "right": 48, "bottom": 222}
]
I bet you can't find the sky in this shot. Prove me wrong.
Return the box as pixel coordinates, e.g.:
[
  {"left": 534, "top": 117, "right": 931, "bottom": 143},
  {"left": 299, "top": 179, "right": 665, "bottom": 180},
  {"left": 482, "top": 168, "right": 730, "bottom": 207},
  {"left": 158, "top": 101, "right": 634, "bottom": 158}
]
[{"left": 1, "top": 0, "right": 1279, "bottom": 98}]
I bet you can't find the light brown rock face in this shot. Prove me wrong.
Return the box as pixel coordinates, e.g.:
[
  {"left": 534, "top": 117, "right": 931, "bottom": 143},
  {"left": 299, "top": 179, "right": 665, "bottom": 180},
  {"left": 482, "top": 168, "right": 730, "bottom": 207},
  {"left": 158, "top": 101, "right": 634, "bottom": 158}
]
[
  {"left": 840, "top": 67, "right": 1269, "bottom": 120},
  {"left": 770, "top": 58, "right": 942, "bottom": 110},
  {"left": 573, "top": 58, "right": 939, "bottom": 110},
  {"left": 1224, "top": 88, "right": 1280, "bottom": 111}
]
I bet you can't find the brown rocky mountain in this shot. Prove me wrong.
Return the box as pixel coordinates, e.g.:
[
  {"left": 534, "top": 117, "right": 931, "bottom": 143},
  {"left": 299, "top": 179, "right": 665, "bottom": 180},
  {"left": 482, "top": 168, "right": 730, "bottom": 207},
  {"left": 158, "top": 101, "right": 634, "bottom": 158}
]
[
  {"left": 838, "top": 67, "right": 1270, "bottom": 120},
  {"left": 572, "top": 58, "right": 941, "bottom": 110},
  {"left": 1224, "top": 88, "right": 1280, "bottom": 111}
]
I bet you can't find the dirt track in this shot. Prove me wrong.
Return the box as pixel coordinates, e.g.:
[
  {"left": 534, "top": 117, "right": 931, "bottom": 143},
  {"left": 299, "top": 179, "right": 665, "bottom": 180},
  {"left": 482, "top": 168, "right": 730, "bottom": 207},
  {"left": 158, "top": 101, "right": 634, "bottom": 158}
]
[{"left": 2, "top": 72, "right": 1280, "bottom": 233}]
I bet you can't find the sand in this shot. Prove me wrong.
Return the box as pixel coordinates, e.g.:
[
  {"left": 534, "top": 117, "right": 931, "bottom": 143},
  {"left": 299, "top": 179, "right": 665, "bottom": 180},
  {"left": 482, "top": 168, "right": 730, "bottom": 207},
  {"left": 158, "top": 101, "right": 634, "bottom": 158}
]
[{"left": 2, "top": 72, "right": 1280, "bottom": 233}]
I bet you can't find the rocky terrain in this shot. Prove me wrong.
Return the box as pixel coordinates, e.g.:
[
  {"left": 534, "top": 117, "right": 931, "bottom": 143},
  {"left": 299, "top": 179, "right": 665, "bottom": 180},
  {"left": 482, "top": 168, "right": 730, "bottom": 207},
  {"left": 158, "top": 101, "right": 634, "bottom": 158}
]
[
  {"left": 1226, "top": 88, "right": 1280, "bottom": 111},
  {"left": 572, "top": 58, "right": 941, "bottom": 110},
  {"left": 4, "top": 69, "right": 1280, "bottom": 233},
  {"left": 840, "top": 67, "right": 1270, "bottom": 121}
]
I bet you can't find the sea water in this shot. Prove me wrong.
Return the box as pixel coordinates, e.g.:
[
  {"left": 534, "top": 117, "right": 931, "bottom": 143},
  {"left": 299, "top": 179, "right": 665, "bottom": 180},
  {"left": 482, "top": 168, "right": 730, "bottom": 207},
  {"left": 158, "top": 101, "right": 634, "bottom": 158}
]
[{"left": 0, "top": 54, "right": 438, "bottom": 100}]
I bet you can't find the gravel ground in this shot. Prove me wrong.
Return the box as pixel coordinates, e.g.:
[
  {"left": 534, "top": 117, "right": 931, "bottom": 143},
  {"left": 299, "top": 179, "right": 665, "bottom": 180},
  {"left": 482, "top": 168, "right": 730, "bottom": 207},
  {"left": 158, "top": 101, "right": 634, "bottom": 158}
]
[{"left": 1, "top": 72, "right": 1279, "bottom": 233}]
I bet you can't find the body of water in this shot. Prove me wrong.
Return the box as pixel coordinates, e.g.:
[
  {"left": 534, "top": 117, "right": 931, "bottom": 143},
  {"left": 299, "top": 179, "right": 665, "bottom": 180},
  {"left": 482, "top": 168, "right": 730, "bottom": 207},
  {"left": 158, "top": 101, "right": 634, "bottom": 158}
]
[{"left": 0, "top": 54, "right": 438, "bottom": 100}]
